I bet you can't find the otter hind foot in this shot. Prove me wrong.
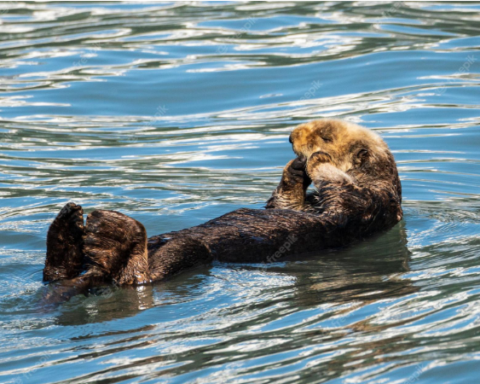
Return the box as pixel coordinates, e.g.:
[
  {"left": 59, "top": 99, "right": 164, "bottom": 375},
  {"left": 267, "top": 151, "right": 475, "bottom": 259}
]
[
  {"left": 44, "top": 202, "right": 85, "bottom": 282},
  {"left": 84, "top": 210, "right": 151, "bottom": 285}
]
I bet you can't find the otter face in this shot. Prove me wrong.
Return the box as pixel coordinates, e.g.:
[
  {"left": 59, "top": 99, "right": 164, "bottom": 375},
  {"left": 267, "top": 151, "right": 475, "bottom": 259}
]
[{"left": 289, "top": 119, "right": 392, "bottom": 179}]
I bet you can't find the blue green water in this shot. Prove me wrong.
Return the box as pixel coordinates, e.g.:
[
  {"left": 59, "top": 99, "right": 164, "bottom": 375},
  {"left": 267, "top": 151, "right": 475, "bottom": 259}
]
[{"left": 1, "top": 2, "right": 480, "bottom": 383}]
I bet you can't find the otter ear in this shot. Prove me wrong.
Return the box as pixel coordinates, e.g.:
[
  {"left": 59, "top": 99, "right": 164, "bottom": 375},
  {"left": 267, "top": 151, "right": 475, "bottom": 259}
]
[
  {"left": 358, "top": 149, "right": 368, "bottom": 159},
  {"left": 355, "top": 149, "right": 369, "bottom": 166}
]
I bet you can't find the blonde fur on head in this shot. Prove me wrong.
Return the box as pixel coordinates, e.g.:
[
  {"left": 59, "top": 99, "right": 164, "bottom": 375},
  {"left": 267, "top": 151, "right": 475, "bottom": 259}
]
[{"left": 290, "top": 119, "right": 390, "bottom": 176}]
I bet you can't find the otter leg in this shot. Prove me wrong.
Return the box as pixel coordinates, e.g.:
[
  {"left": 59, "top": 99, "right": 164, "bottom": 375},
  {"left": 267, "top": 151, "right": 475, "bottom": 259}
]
[
  {"left": 147, "top": 235, "right": 212, "bottom": 281},
  {"left": 44, "top": 203, "right": 85, "bottom": 282},
  {"left": 266, "top": 156, "right": 311, "bottom": 210},
  {"left": 83, "top": 210, "right": 151, "bottom": 285}
]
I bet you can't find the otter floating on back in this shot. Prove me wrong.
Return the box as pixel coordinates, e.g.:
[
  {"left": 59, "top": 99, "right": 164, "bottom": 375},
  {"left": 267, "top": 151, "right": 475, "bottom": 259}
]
[{"left": 43, "top": 119, "right": 402, "bottom": 301}]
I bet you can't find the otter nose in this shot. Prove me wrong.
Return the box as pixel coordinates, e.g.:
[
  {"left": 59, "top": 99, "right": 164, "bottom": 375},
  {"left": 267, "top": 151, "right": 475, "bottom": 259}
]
[{"left": 289, "top": 133, "right": 293, "bottom": 144}]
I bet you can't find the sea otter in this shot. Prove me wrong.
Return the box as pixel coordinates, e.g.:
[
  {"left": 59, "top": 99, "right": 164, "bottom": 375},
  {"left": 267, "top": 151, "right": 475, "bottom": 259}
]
[{"left": 42, "top": 119, "right": 402, "bottom": 299}]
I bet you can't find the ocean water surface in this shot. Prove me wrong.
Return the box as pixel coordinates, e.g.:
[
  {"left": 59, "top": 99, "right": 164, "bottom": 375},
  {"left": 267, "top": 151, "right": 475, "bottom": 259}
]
[{"left": 1, "top": 1, "right": 480, "bottom": 383}]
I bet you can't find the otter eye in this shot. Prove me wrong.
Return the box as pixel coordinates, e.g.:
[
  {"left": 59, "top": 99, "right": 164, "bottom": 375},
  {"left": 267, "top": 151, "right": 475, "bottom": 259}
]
[{"left": 322, "top": 137, "right": 332, "bottom": 143}]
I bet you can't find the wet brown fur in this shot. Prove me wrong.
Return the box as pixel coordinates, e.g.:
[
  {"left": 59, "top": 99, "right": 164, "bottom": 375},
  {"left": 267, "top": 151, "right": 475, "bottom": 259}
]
[
  {"left": 44, "top": 203, "right": 85, "bottom": 281},
  {"left": 43, "top": 119, "right": 403, "bottom": 298}
]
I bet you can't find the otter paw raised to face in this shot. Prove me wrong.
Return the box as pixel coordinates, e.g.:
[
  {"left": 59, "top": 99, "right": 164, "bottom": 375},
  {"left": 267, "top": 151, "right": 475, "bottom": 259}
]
[
  {"left": 306, "top": 151, "right": 353, "bottom": 186},
  {"left": 289, "top": 119, "right": 400, "bottom": 194},
  {"left": 286, "top": 156, "right": 309, "bottom": 182}
]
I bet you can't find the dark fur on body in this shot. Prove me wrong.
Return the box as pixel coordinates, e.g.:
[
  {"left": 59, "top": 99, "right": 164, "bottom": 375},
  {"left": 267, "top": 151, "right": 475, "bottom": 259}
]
[{"left": 43, "top": 119, "right": 403, "bottom": 299}]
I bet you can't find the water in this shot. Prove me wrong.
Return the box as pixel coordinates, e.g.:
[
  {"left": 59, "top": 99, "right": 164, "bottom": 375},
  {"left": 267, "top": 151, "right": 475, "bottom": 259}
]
[{"left": 1, "top": 1, "right": 480, "bottom": 383}]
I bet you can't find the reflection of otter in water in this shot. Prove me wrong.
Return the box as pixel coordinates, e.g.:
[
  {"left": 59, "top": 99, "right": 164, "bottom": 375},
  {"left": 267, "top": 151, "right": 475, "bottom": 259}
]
[{"left": 42, "top": 119, "right": 403, "bottom": 299}]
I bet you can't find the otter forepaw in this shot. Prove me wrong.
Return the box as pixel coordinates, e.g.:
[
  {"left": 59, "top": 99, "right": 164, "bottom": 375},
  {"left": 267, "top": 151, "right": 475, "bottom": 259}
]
[
  {"left": 289, "top": 155, "right": 307, "bottom": 175},
  {"left": 283, "top": 156, "right": 311, "bottom": 186},
  {"left": 307, "top": 150, "right": 332, "bottom": 169},
  {"left": 307, "top": 151, "right": 353, "bottom": 187},
  {"left": 266, "top": 157, "right": 311, "bottom": 210}
]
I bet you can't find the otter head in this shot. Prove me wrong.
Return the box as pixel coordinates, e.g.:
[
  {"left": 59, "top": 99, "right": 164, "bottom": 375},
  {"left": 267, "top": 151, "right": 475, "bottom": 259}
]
[{"left": 289, "top": 119, "right": 401, "bottom": 198}]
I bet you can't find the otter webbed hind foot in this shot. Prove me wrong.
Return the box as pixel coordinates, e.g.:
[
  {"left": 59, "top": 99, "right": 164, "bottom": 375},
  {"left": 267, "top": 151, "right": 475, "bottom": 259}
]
[
  {"left": 44, "top": 202, "right": 85, "bottom": 282},
  {"left": 84, "top": 210, "right": 151, "bottom": 285}
]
